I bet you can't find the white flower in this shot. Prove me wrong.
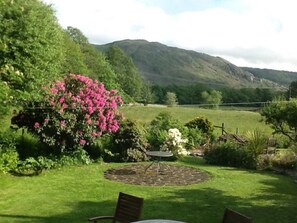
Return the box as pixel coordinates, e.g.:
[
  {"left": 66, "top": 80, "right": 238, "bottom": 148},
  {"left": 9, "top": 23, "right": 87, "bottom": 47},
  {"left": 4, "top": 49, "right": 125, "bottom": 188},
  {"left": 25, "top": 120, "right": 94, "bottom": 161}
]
[{"left": 160, "top": 128, "right": 188, "bottom": 156}]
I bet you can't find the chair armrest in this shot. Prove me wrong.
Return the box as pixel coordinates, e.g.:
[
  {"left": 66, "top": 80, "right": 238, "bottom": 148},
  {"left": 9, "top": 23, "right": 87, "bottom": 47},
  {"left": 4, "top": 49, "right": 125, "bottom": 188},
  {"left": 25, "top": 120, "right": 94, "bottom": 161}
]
[{"left": 88, "top": 215, "right": 114, "bottom": 222}]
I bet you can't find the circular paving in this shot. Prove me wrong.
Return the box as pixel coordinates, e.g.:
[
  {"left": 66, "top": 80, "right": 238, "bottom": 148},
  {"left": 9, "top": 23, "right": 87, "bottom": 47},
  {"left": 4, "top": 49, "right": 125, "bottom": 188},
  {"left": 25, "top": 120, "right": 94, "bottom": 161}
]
[{"left": 104, "top": 163, "right": 210, "bottom": 186}]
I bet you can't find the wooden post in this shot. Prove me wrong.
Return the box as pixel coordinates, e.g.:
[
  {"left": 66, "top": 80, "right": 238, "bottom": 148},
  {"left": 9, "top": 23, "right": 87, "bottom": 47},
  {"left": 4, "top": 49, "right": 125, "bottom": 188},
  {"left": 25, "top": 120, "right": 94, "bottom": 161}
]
[
  {"left": 221, "top": 123, "right": 224, "bottom": 135},
  {"left": 236, "top": 128, "right": 238, "bottom": 134}
]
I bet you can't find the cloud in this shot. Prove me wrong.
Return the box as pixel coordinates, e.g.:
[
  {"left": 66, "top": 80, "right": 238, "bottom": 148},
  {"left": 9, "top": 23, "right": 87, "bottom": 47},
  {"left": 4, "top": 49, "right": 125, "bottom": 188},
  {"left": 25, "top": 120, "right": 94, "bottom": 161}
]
[{"left": 44, "top": 0, "right": 297, "bottom": 71}]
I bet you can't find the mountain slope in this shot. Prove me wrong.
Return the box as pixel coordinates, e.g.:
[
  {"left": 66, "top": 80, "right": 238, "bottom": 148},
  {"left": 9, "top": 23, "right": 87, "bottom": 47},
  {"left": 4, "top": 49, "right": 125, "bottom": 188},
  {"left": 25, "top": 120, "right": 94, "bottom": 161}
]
[
  {"left": 241, "top": 67, "right": 297, "bottom": 87},
  {"left": 94, "top": 39, "right": 287, "bottom": 89}
]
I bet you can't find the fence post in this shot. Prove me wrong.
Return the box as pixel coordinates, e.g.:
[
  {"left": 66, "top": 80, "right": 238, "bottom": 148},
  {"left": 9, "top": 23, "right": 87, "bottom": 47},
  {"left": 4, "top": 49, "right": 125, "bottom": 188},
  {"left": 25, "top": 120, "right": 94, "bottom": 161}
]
[{"left": 221, "top": 123, "right": 224, "bottom": 135}]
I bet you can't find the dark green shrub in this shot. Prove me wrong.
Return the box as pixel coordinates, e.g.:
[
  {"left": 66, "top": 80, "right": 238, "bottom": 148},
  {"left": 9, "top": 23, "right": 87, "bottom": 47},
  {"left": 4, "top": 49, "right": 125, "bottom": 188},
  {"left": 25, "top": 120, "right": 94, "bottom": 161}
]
[
  {"left": 14, "top": 149, "right": 92, "bottom": 176},
  {"left": 185, "top": 116, "right": 214, "bottom": 135},
  {"left": 204, "top": 142, "right": 256, "bottom": 169},
  {"left": 275, "top": 135, "right": 292, "bottom": 149},
  {"left": 0, "top": 148, "right": 19, "bottom": 173},
  {"left": 185, "top": 116, "right": 215, "bottom": 148},
  {"left": 0, "top": 130, "right": 19, "bottom": 173},
  {"left": 147, "top": 112, "right": 184, "bottom": 149},
  {"left": 184, "top": 128, "right": 204, "bottom": 149},
  {"left": 15, "top": 132, "right": 42, "bottom": 159},
  {"left": 107, "top": 119, "right": 148, "bottom": 162}
]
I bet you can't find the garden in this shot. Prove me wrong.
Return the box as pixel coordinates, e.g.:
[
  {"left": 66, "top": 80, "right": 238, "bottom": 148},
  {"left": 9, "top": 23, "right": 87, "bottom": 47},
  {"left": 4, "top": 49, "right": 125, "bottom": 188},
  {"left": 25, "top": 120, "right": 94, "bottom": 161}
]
[
  {"left": 1, "top": 1, "right": 297, "bottom": 222},
  {"left": 1, "top": 74, "right": 297, "bottom": 223}
]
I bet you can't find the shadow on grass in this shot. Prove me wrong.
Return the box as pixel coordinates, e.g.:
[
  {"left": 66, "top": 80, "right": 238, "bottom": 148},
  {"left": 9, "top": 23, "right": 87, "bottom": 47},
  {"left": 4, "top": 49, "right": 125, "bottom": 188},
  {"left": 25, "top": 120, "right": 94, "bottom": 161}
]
[
  {"left": 2, "top": 182, "right": 296, "bottom": 223},
  {"left": 1, "top": 181, "right": 296, "bottom": 223},
  {"left": 1, "top": 157, "right": 296, "bottom": 223}
]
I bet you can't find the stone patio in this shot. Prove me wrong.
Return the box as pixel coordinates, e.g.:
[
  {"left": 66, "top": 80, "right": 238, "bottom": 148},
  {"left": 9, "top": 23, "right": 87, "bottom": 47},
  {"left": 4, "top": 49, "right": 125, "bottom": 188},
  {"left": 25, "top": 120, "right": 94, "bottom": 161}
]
[{"left": 104, "top": 163, "right": 210, "bottom": 186}]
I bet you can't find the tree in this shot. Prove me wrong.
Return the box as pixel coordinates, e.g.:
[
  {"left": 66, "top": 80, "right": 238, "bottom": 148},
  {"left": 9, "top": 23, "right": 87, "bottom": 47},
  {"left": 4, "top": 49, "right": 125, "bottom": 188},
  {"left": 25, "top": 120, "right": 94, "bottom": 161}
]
[
  {"left": 140, "top": 82, "right": 155, "bottom": 105},
  {"left": 165, "top": 92, "right": 178, "bottom": 106},
  {"left": 65, "top": 26, "right": 89, "bottom": 45},
  {"left": 0, "top": 0, "right": 65, "bottom": 107},
  {"left": 60, "top": 31, "right": 90, "bottom": 75},
  {"left": 288, "top": 81, "right": 297, "bottom": 99},
  {"left": 261, "top": 98, "right": 297, "bottom": 141},
  {"left": 65, "top": 27, "right": 118, "bottom": 90},
  {"left": 151, "top": 85, "right": 166, "bottom": 104},
  {"left": 106, "top": 45, "right": 143, "bottom": 100},
  {"left": 201, "top": 90, "right": 222, "bottom": 108}
]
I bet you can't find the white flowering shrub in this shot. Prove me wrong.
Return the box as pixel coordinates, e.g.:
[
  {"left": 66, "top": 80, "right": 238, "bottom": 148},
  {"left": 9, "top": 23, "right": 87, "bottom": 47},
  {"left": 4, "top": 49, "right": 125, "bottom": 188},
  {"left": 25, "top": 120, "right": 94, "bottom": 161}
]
[{"left": 161, "top": 128, "right": 189, "bottom": 156}]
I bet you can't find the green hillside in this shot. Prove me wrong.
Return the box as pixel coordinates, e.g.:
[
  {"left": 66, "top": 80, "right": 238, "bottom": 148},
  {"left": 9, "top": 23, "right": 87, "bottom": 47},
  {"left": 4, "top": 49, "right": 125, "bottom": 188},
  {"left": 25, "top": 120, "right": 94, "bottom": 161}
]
[
  {"left": 94, "top": 39, "right": 285, "bottom": 89},
  {"left": 241, "top": 67, "right": 297, "bottom": 87}
]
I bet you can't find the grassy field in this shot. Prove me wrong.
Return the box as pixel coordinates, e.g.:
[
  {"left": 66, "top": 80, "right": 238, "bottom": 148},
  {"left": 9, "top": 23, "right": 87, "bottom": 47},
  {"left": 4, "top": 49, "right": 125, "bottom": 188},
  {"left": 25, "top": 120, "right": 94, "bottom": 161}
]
[
  {"left": 0, "top": 157, "right": 296, "bottom": 223},
  {"left": 120, "top": 105, "right": 273, "bottom": 136}
]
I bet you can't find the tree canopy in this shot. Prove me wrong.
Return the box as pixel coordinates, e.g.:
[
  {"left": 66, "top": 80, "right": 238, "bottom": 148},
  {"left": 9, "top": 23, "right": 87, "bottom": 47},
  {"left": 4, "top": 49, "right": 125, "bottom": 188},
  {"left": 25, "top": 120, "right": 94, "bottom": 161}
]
[
  {"left": 65, "top": 27, "right": 119, "bottom": 90},
  {"left": 261, "top": 98, "right": 297, "bottom": 141},
  {"left": 105, "top": 45, "right": 143, "bottom": 100},
  {"left": 0, "top": 0, "right": 67, "bottom": 119},
  {"left": 0, "top": 0, "right": 65, "bottom": 104}
]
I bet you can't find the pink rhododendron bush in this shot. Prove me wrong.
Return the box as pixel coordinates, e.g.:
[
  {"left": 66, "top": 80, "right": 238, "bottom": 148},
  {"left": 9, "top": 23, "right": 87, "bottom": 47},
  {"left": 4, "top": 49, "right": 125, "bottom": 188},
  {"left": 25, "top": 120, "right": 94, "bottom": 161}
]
[{"left": 12, "top": 74, "right": 123, "bottom": 154}]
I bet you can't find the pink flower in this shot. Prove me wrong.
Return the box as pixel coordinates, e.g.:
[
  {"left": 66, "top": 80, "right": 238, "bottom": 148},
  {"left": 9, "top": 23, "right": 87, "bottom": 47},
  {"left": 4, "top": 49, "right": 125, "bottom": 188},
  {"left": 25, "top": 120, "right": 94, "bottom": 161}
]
[
  {"left": 62, "top": 103, "right": 68, "bottom": 109},
  {"left": 60, "top": 120, "right": 65, "bottom": 127},
  {"left": 59, "top": 97, "right": 65, "bottom": 104},
  {"left": 34, "top": 122, "right": 40, "bottom": 129},
  {"left": 44, "top": 118, "right": 49, "bottom": 123},
  {"left": 87, "top": 106, "right": 94, "bottom": 114},
  {"left": 50, "top": 88, "right": 58, "bottom": 95},
  {"left": 79, "top": 139, "right": 86, "bottom": 145},
  {"left": 55, "top": 81, "right": 65, "bottom": 91}
]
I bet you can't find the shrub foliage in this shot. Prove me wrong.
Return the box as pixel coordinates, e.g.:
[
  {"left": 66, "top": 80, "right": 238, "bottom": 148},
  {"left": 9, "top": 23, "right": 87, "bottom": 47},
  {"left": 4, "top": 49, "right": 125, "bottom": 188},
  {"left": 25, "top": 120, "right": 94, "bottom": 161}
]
[
  {"left": 204, "top": 142, "right": 256, "bottom": 169},
  {"left": 11, "top": 74, "right": 123, "bottom": 154},
  {"left": 106, "top": 119, "right": 148, "bottom": 162}
]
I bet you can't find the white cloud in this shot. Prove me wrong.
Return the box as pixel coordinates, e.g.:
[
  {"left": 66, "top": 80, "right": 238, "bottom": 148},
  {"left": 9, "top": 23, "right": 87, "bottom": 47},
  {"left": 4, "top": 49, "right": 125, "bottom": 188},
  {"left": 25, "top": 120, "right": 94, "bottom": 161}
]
[{"left": 44, "top": 0, "right": 297, "bottom": 71}]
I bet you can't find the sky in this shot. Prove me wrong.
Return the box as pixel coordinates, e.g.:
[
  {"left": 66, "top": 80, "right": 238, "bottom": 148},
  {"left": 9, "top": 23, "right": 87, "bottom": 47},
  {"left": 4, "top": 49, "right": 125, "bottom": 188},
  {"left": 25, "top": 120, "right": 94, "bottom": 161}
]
[{"left": 43, "top": 0, "right": 297, "bottom": 72}]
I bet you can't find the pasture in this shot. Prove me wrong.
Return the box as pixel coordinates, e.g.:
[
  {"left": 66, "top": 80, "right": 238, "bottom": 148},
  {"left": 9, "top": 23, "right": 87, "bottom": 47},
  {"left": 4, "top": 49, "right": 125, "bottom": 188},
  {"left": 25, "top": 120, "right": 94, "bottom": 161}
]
[{"left": 120, "top": 105, "right": 273, "bottom": 136}]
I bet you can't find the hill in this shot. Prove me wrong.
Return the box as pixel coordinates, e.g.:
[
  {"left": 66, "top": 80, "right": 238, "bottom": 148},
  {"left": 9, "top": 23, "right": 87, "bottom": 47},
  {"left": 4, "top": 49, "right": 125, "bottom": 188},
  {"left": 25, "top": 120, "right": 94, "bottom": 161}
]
[
  {"left": 95, "top": 39, "right": 293, "bottom": 89},
  {"left": 241, "top": 67, "right": 297, "bottom": 87}
]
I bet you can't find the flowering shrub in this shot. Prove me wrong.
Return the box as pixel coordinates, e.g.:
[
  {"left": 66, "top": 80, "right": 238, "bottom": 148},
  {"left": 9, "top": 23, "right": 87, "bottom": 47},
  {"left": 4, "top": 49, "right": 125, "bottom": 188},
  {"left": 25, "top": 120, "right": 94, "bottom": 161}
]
[
  {"left": 147, "top": 112, "right": 185, "bottom": 149},
  {"left": 11, "top": 74, "right": 123, "bottom": 154},
  {"left": 161, "top": 128, "right": 189, "bottom": 157}
]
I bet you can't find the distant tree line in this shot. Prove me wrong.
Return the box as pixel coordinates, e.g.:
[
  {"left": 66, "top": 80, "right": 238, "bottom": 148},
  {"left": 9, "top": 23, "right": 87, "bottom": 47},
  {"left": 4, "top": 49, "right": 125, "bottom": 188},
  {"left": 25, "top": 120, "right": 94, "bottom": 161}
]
[{"left": 151, "top": 84, "right": 283, "bottom": 106}]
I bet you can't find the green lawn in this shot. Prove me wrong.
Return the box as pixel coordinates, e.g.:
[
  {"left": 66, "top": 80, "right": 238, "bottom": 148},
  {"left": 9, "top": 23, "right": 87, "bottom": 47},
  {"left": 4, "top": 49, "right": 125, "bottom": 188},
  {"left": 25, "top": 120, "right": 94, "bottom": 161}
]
[
  {"left": 120, "top": 105, "right": 273, "bottom": 135},
  {"left": 0, "top": 157, "right": 296, "bottom": 223}
]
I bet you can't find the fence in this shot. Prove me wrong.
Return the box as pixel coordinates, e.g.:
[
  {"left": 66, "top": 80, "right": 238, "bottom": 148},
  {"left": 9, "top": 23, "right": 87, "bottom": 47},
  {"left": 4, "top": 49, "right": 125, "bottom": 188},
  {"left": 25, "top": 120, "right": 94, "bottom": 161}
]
[{"left": 214, "top": 123, "right": 239, "bottom": 135}]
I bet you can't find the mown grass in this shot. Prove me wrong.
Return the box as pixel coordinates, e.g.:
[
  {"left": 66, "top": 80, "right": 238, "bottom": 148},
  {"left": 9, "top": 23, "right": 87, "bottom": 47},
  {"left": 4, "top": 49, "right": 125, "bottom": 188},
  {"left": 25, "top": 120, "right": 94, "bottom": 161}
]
[
  {"left": 0, "top": 157, "right": 296, "bottom": 223},
  {"left": 120, "top": 105, "right": 273, "bottom": 135}
]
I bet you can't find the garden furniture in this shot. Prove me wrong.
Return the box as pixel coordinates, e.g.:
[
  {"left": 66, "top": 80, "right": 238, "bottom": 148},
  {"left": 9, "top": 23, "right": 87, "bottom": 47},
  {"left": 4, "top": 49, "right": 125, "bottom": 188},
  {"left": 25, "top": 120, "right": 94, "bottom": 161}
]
[
  {"left": 132, "top": 220, "right": 185, "bottom": 223},
  {"left": 88, "top": 192, "right": 144, "bottom": 223},
  {"left": 144, "top": 151, "right": 173, "bottom": 174},
  {"left": 221, "top": 208, "right": 253, "bottom": 223}
]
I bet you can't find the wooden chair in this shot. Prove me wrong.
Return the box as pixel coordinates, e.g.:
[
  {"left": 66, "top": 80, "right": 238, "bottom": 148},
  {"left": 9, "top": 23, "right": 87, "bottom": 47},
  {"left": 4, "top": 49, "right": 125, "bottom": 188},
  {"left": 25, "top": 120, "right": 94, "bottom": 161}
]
[
  {"left": 222, "top": 208, "right": 253, "bottom": 223},
  {"left": 88, "top": 192, "right": 144, "bottom": 223}
]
